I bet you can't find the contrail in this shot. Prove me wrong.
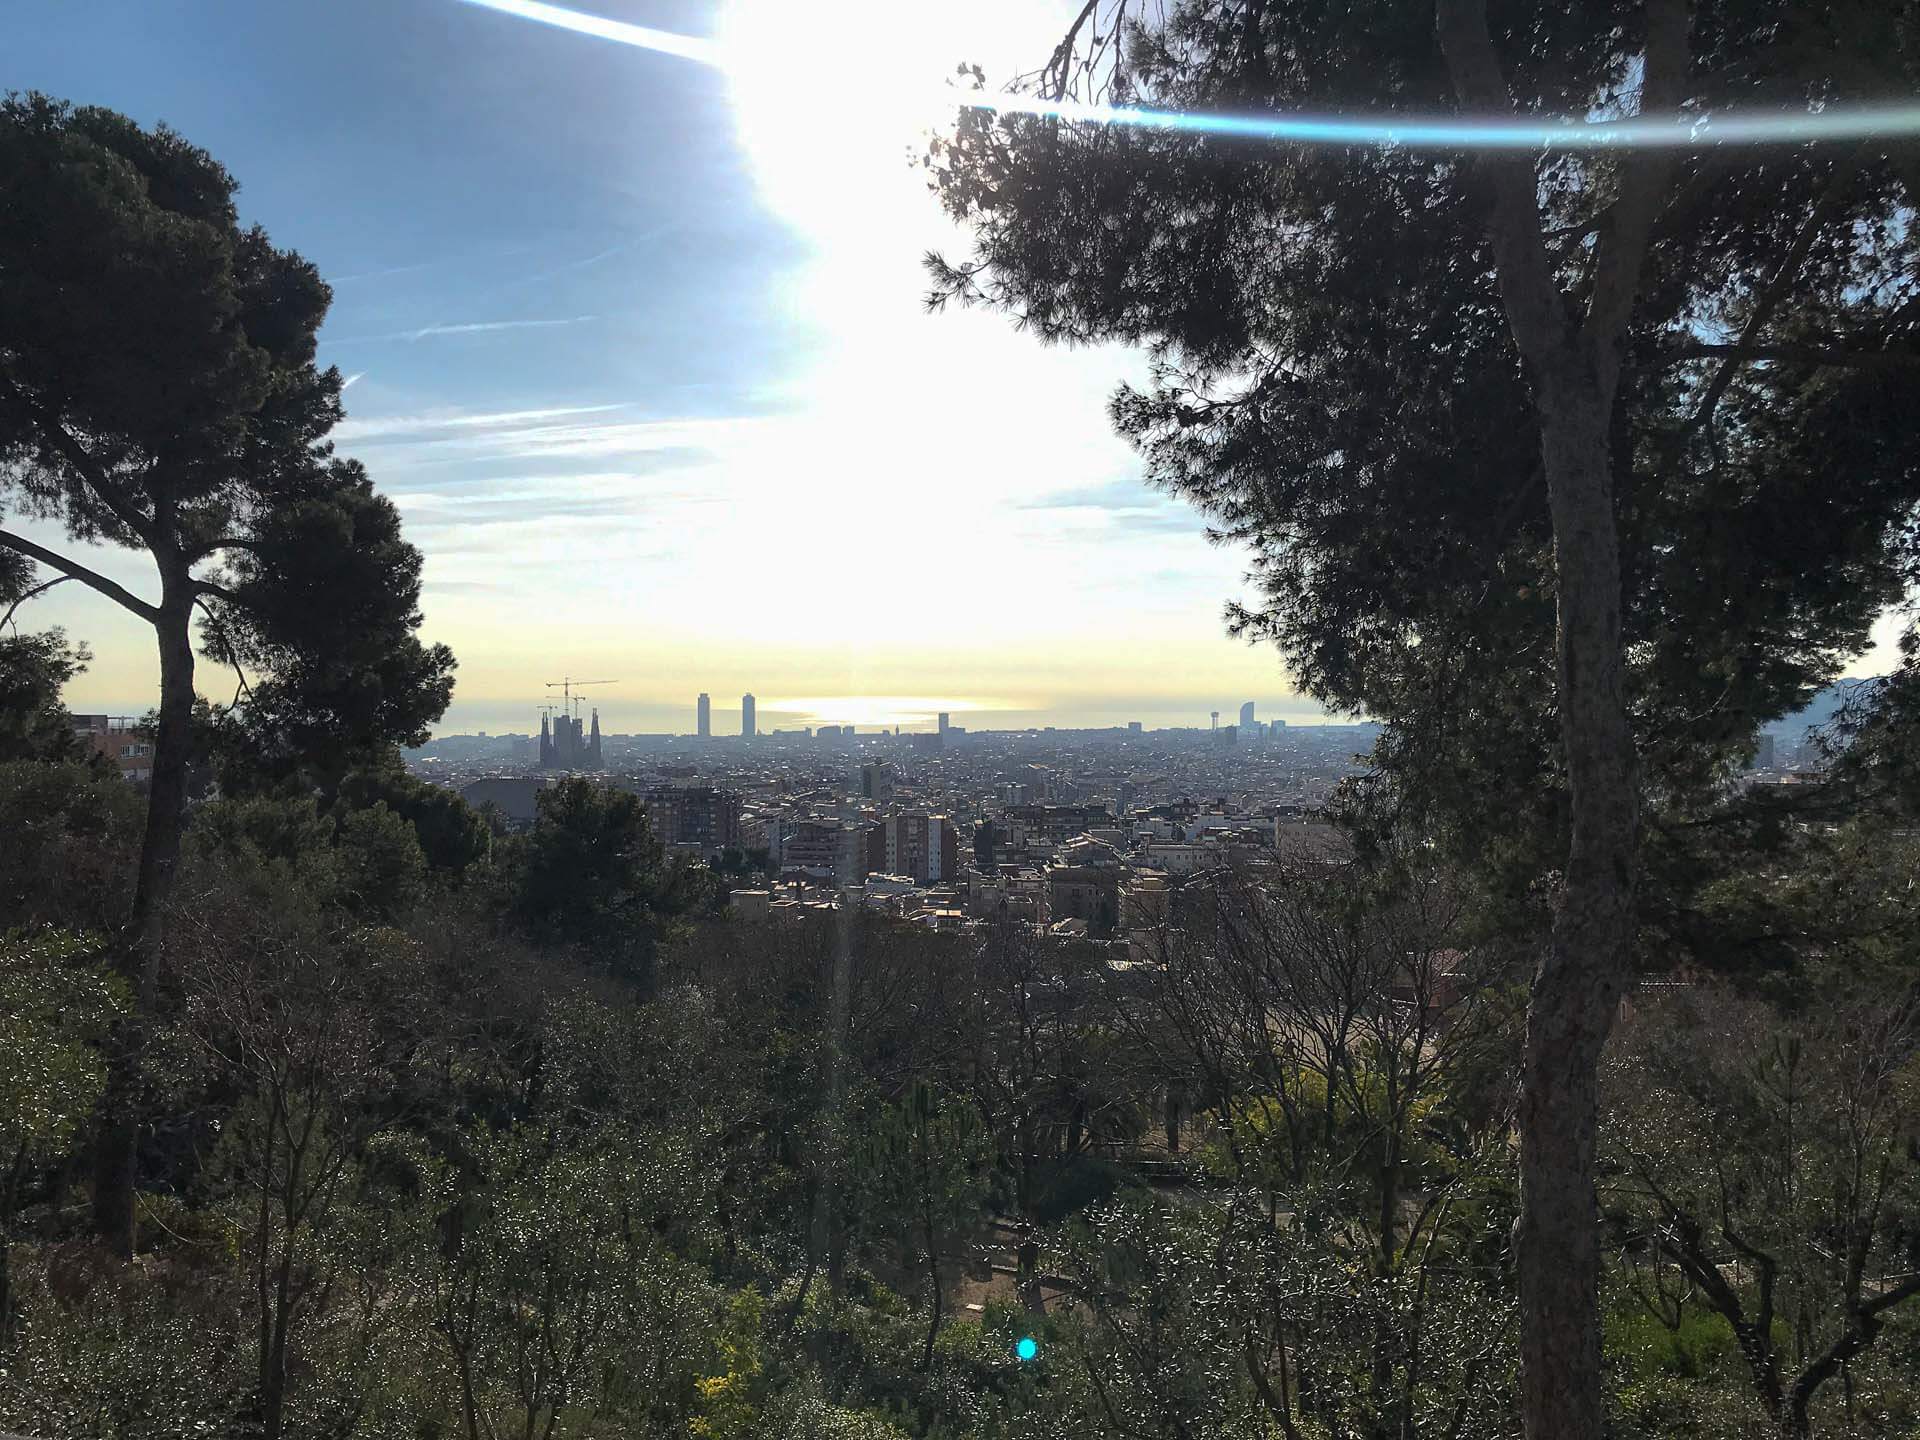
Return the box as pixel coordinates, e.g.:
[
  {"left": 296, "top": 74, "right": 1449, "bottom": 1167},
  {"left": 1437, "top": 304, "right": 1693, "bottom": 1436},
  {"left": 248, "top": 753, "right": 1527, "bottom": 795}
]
[
  {"left": 455, "top": 0, "right": 1920, "bottom": 151},
  {"left": 325, "top": 315, "right": 600, "bottom": 346},
  {"left": 456, "top": 0, "right": 721, "bottom": 66}
]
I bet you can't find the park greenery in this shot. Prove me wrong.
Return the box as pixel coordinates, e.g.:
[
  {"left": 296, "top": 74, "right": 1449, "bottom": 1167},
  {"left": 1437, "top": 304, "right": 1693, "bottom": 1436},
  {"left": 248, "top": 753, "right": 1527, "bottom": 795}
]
[{"left": 3, "top": 1, "right": 1920, "bottom": 1435}]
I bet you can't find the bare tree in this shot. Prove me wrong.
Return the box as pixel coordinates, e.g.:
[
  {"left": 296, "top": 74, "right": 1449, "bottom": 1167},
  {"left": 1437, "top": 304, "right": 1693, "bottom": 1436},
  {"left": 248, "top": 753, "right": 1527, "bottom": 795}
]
[
  {"left": 1604, "top": 985, "right": 1920, "bottom": 1438},
  {"left": 178, "top": 906, "right": 426, "bottom": 1440},
  {"left": 1103, "top": 854, "right": 1515, "bottom": 1435}
]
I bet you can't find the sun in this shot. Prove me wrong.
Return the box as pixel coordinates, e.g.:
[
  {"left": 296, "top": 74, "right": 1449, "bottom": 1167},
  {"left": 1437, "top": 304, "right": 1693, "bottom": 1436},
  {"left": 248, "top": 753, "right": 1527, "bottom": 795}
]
[{"left": 715, "top": 1, "right": 965, "bottom": 242}]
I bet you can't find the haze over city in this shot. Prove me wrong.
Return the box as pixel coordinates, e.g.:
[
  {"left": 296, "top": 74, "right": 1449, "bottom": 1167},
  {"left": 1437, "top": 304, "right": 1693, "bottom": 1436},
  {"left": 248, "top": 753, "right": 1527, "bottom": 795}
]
[
  {"left": 9, "top": 0, "right": 1908, "bottom": 737},
  {"left": 3, "top": 0, "right": 1379, "bottom": 735}
]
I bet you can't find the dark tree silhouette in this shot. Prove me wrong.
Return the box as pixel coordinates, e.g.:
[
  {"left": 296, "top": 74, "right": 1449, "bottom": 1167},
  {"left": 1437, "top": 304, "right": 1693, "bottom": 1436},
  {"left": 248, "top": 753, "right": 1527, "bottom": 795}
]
[
  {"left": 926, "top": 5, "right": 1920, "bottom": 1434},
  {"left": 0, "top": 94, "right": 453, "bottom": 1253}
]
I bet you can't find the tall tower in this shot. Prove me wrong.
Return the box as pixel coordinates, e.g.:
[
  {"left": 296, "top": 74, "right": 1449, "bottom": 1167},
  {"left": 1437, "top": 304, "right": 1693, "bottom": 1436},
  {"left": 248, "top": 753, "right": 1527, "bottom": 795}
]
[
  {"left": 539, "top": 712, "right": 553, "bottom": 768},
  {"left": 697, "top": 693, "right": 711, "bottom": 738},
  {"left": 1239, "top": 700, "right": 1255, "bottom": 729},
  {"left": 742, "top": 693, "right": 756, "bottom": 738},
  {"left": 937, "top": 711, "right": 950, "bottom": 735},
  {"left": 1210, "top": 710, "right": 1220, "bottom": 730},
  {"left": 588, "top": 708, "right": 603, "bottom": 768}
]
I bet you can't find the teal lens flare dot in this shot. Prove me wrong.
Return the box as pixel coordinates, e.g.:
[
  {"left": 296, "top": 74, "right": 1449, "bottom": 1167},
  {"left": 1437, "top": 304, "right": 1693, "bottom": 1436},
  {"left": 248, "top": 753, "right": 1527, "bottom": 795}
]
[{"left": 1015, "top": 1335, "right": 1038, "bottom": 1362}]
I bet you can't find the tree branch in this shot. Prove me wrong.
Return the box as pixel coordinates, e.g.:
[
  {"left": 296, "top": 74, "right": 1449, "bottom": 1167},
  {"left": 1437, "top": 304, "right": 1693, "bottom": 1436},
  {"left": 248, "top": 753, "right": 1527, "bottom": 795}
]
[
  {"left": 1580, "top": 0, "right": 1691, "bottom": 363},
  {"left": 1435, "top": 0, "right": 1574, "bottom": 369},
  {"left": 1685, "top": 145, "right": 1870, "bottom": 437},
  {"left": 1787, "top": 1272, "right": 1920, "bottom": 1429},
  {"left": 9, "top": 394, "right": 161, "bottom": 548},
  {"left": 196, "top": 595, "right": 254, "bottom": 709},
  {"left": 1043, "top": 0, "right": 1102, "bottom": 101},
  {"left": 1656, "top": 342, "right": 1920, "bottom": 371},
  {"left": 0, "top": 573, "right": 71, "bottom": 632},
  {"left": 1244, "top": 1327, "right": 1305, "bottom": 1440},
  {"left": 0, "top": 527, "right": 159, "bottom": 623},
  {"left": 193, "top": 578, "right": 244, "bottom": 607},
  {"left": 189, "top": 535, "right": 267, "bottom": 563}
]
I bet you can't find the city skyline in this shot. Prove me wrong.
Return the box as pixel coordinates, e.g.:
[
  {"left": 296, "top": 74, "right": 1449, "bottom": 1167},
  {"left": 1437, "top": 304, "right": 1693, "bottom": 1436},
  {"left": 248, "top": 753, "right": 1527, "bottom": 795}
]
[{"left": 426, "top": 691, "right": 1360, "bottom": 739}]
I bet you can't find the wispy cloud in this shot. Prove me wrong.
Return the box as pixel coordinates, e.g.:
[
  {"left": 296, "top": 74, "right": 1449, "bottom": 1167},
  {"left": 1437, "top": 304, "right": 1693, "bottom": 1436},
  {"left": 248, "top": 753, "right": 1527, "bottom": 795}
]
[
  {"left": 340, "top": 371, "right": 366, "bottom": 390},
  {"left": 410, "top": 315, "right": 598, "bottom": 340},
  {"left": 324, "top": 315, "right": 600, "bottom": 346},
  {"left": 331, "top": 403, "right": 631, "bottom": 445},
  {"left": 333, "top": 405, "right": 775, "bottom": 479},
  {"left": 332, "top": 260, "right": 439, "bottom": 285},
  {"left": 390, "top": 477, "right": 719, "bottom": 520},
  {"left": 1015, "top": 479, "right": 1200, "bottom": 537},
  {"left": 500, "top": 243, "right": 633, "bottom": 293}
]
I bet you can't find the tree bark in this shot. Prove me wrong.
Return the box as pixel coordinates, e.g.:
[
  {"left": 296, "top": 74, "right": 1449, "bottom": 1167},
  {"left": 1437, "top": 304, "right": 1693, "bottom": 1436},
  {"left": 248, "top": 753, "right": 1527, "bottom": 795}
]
[
  {"left": 1434, "top": 2, "right": 1684, "bottom": 1431},
  {"left": 920, "top": 1125, "right": 943, "bottom": 1373},
  {"left": 1516, "top": 386, "right": 1641, "bottom": 1437},
  {"left": 92, "top": 563, "right": 196, "bottom": 1257},
  {"left": 0, "top": 1140, "right": 27, "bottom": 1341}
]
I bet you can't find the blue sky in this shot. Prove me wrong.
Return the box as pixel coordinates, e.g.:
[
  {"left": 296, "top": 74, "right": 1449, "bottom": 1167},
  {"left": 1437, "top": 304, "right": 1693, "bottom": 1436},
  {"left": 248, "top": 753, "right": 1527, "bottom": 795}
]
[
  {"left": 12, "top": 0, "right": 1342, "bottom": 734},
  {"left": 10, "top": 0, "right": 795, "bottom": 434},
  {"left": 13, "top": 0, "right": 1338, "bottom": 734},
  {"left": 8, "top": 0, "right": 1897, "bottom": 736}
]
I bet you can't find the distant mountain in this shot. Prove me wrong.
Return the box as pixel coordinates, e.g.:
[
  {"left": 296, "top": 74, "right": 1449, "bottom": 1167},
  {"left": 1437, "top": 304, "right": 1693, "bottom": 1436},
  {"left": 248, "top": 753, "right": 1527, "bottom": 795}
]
[{"left": 1763, "top": 677, "right": 1883, "bottom": 742}]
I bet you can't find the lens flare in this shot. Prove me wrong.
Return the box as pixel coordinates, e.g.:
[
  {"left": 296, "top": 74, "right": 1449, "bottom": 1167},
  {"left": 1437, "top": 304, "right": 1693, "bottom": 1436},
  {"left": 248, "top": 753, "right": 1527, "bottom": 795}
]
[
  {"left": 1015, "top": 1335, "right": 1039, "bottom": 1362},
  {"left": 456, "top": 0, "right": 1920, "bottom": 151}
]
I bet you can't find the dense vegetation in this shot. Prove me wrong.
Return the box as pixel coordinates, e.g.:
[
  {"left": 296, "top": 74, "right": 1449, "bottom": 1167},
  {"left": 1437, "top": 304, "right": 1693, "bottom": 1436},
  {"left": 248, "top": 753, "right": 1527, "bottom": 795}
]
[
  {"left": 4, "top": 0, "right": 1920, "bottom": 1430},
  {"left": 0, "top": 747, "right": 1915, "bottom": 1439}
]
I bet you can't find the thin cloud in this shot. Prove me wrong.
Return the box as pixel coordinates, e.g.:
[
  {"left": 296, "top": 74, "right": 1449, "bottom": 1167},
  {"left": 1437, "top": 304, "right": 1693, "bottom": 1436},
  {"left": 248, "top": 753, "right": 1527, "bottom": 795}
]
[
  {"left": 331, "top": 403, "right": 631, "bottom": 444},
  {"left": 340, "top": 371, "right": 366, "bottom": 390},
  {"left": 410, "top": 315, "right": 597, "bottom": 339},
  {"left": 332, "top": 260, "right": 439, "bottom": 285},
  {"left": 324, "top": 315, "right": 600, "bottom": 346},
  {"left": 500, "top": 242, "right": 632, "bottom": 292}
]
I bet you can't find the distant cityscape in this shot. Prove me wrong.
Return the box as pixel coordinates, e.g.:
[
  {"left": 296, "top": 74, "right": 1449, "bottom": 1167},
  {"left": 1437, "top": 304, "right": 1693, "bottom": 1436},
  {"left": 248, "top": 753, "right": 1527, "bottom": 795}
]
[
  {"left": 396, "top": 682, "right": 1844, "bottom": 942},
  {"left": 529, "top": 691, "right": 1307, "bottom": 771}
]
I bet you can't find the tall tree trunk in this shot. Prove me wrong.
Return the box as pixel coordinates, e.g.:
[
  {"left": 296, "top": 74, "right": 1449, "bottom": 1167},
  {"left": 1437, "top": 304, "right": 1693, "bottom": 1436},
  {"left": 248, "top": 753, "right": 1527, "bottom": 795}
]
[
  {"left": 920, "top": 1119, "right": 943, "bottom": 1373},
  {"left": 0, "top": 1140, "right": 27, "bottom": 1342},
  {"left": 1435, "top": 4, "right": 1682, "bottom": 1430},
  {"left": 818, "top": 897, "right": 855, "bottom": 1300},
  {"left": 262, "top": 1235, "right": 295, "bottom": 1440},
  {"left": 1517, "top": 388, "right": 1640, "bottom": 1439},
  {"left": 93, "top": 569, "right": 195, "bottom": 1256}
]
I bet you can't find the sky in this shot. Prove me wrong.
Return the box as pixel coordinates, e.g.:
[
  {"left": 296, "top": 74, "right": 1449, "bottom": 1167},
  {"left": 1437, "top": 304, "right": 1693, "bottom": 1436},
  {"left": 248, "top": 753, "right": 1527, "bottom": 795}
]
[{"left": 4, "top": 0, "right": 1905, "bottom": 736}]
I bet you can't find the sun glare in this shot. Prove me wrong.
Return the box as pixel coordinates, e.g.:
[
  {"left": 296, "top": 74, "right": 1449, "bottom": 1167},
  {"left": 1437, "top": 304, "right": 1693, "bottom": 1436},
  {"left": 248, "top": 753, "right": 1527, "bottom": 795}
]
[
  {"left": 771, "top": 696, "right": 1001, "bottom": 730},
  {"left": 715, "top": 1, "right": 972, "bottom": 240}
]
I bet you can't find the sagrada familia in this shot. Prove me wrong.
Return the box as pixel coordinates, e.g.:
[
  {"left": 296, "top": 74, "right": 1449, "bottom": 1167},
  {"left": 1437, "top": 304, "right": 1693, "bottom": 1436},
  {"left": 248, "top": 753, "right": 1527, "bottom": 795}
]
[{"left": 539, "top": 708, "right": 603, "bottom": 770}]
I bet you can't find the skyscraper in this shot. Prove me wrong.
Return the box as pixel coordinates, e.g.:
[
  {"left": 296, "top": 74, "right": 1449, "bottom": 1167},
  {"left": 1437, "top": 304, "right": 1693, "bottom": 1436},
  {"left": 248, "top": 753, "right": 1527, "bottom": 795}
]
[
  {"left": 1239, "top": 700, "right": 1256, "bottom": 729},
  {"left": 697, "top": 693, "right": 711, "bottom": 738},
  {"left": 1210, "top": 710, "right": 1220, "bottom": 730},
  {"left": 937, "top": 711, "right": 950, "bottom": 735},
  {"left": 742, "top": 693, "right": 756, "bottom": 738}
]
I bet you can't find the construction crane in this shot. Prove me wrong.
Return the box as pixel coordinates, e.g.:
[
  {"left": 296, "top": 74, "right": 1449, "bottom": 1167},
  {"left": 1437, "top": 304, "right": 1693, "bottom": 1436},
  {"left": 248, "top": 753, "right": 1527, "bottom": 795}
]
[{"left": 544, "top": 677, "right": 617, "bottom": 719}]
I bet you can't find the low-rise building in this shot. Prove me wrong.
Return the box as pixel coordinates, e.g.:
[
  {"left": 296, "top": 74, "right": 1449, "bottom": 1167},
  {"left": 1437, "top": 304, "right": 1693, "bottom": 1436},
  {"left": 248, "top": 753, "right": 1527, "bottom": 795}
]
[
  {"left": 1046, "top": 863, "right": 1121, "bottom": 936},
  {"left": 70, "top": 715, "right": 152, "bottom": 783},
  {"left": 459, "top": 775, "right": 546, "bottom": 827}
]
